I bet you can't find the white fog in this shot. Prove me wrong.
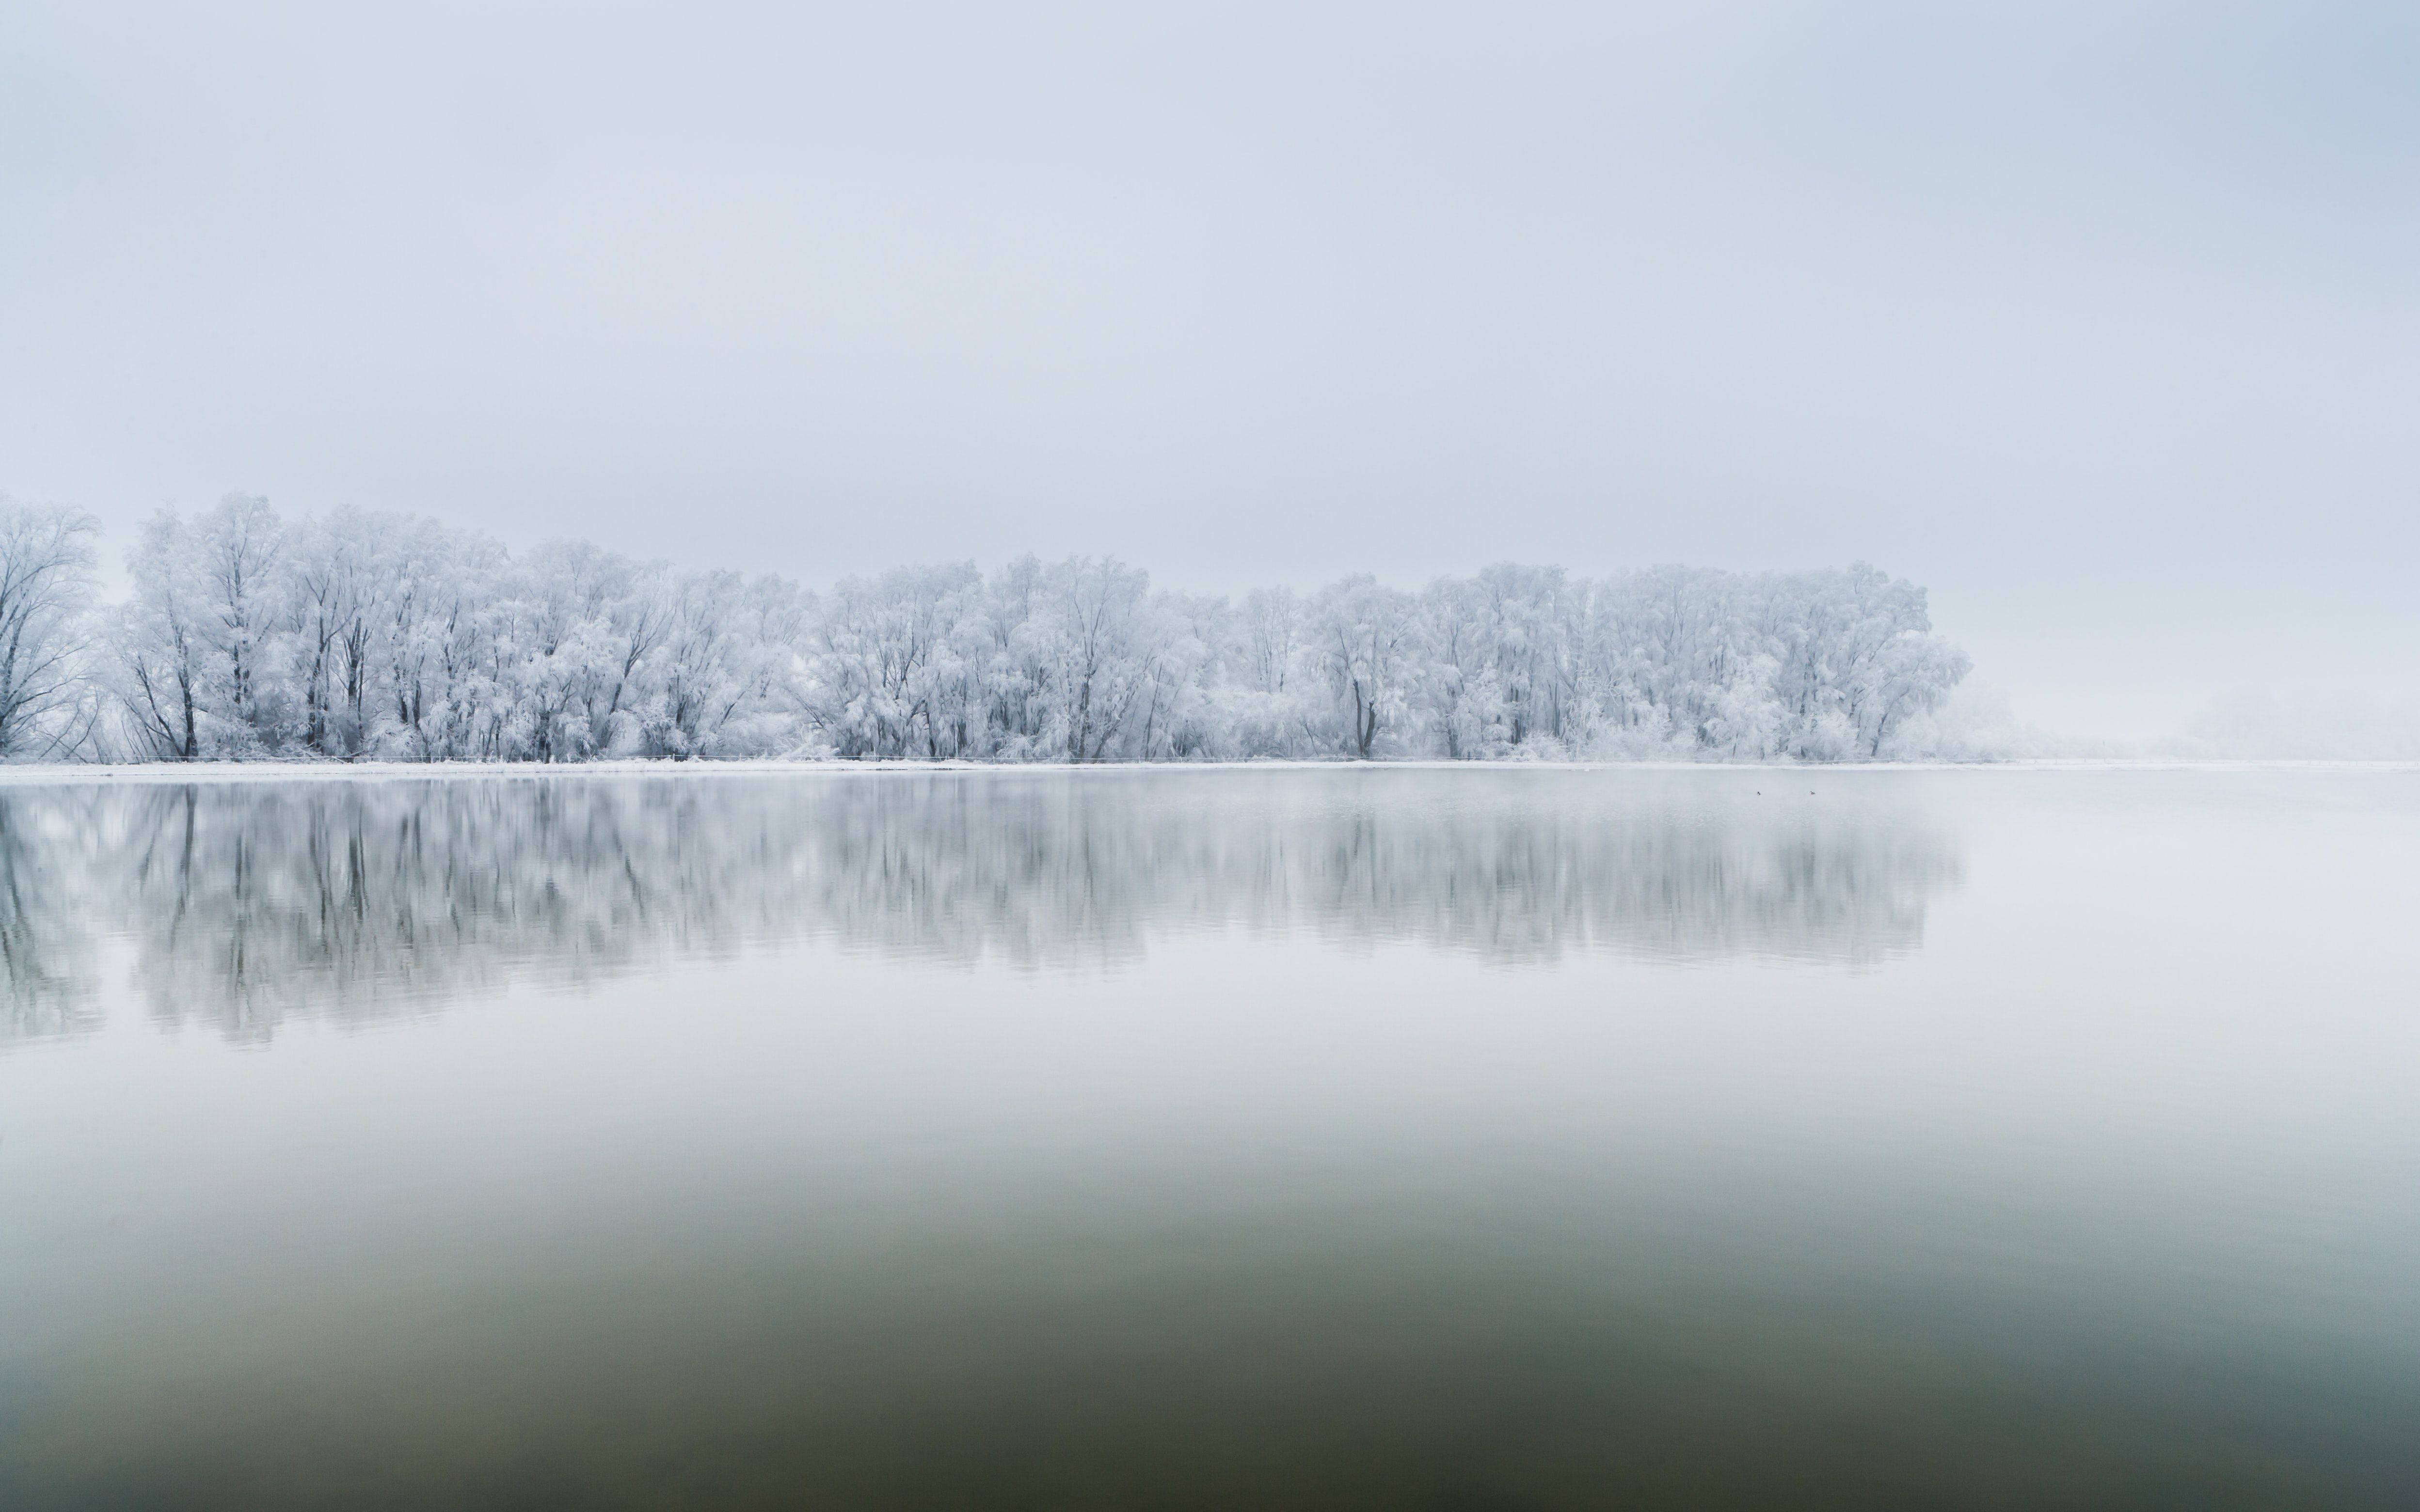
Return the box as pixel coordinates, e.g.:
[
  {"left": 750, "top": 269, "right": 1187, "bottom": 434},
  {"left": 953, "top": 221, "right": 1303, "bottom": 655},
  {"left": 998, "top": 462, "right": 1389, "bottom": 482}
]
[{"left": 2, "top": 2, "right": 2412, "bottom": 756}]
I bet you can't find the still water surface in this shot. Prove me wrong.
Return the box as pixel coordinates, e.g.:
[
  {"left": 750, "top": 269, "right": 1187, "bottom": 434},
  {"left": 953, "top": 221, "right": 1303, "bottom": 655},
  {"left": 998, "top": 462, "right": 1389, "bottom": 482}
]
[{"left": 1, "top": 767, "right": 2414, "bottom": 1508}]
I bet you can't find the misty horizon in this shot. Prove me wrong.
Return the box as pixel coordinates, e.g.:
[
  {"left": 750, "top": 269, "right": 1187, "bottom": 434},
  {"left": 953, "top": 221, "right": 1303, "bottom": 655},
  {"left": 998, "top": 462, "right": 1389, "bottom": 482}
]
[
  {"left": 4, "top": 2, "right": 2412, "bottom": 748},
  {"left": 5, "top": 485, "right": 2411, "bottom": 762}
]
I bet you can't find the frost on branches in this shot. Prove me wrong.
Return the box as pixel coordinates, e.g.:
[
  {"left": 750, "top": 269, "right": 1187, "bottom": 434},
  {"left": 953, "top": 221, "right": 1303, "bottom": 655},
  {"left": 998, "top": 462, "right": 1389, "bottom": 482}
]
[{"left": 17, "top": 493, "right": 1972, "bottom": 764}]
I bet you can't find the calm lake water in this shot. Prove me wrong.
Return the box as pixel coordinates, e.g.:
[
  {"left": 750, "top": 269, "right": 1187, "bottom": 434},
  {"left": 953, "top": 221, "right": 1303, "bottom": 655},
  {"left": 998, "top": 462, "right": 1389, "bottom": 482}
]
[{"left": 1, "top": 766, "right": 2414, "bottom": 1509}]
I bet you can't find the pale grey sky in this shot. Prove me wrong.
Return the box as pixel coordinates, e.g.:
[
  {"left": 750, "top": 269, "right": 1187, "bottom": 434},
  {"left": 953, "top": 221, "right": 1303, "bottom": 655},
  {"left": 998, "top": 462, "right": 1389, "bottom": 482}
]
[{"left": 2, "top": 1, "right": 2413, "bottom": 740}]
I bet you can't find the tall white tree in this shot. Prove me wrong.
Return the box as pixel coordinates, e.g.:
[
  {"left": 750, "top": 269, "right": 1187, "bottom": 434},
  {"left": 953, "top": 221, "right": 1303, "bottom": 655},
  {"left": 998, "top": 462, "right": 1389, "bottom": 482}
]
[
  {"left": 1312, "top": 575, "right": 1419, "bottom": 759},
  {"left": 1043, "top": 557, "right": 1154, "bottom": 762},
  {"left": 115, "top": 511, "right": 212, "bottom": 760},
  {"left": 0, "top": 499, "right": 100, "bottom": 760},
  {"left": 194, "top": 494, "right": 287, "bottom": 751}
]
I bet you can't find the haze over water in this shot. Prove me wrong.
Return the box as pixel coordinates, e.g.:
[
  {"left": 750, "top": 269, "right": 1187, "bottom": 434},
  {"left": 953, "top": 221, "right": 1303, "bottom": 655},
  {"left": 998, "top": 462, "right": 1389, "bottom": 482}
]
[{"left": 2, "top": 767, "right": 2414, "bottom": 1508}]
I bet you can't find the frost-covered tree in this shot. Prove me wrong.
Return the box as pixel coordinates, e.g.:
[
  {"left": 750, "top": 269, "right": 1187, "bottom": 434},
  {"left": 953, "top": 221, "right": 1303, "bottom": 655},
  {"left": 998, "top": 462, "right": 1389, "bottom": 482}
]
[
  {"left": 115, "top": 511, "right": 214, "bottom": 760},
  {"left": 64, "top": 492, "right": 1970, "bottom": 764},
  {"left": 642, "top": 570, "right": 803, "bottom": 758},
  {"left": 379, "top": 516, "right": 498, "bottom": 762},
  {"left": 1312, "top": 575, "right": 1420, "bottom": 759},
  {"left": 284, "top": 507, "right": 388, "bottom": 758},
  {"left": 1043, "top": 557, "right": 1155, "bottom": 762},
  {"left": 0, "top": 498, "right": 100, "bottom": 760},
  {"left": 807, "top": 562, "right": 981, "bottom": 758},
  {"left": 193, "top": 494, "right": 288, "bottom": 752}
]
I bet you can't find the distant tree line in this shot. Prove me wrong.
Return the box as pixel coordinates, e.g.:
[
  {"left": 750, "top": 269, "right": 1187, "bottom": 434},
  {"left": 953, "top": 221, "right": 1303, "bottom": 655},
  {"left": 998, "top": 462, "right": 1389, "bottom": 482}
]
[{"left": 0, "top": 492, "right": 1971, "bottom": 764}]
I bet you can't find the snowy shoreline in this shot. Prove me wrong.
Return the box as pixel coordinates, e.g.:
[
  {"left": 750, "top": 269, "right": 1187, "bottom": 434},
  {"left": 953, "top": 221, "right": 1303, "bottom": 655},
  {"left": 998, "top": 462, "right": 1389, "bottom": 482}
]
[{"left": 0, "top": 756, "right": 2409, "bottom": 787}]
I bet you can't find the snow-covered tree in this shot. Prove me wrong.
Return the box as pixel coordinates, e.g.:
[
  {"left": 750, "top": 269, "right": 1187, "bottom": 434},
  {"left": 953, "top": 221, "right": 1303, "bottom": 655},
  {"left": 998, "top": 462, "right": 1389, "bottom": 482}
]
[
  {"left": 0, "top": 498, "right": 100, "bottom": 760},
  {"left": 62, "top": 494, "right": 1971, "bottom": 764},
  {"left": 1312, "top": 575, "right": 1420, "bottom": 759}
]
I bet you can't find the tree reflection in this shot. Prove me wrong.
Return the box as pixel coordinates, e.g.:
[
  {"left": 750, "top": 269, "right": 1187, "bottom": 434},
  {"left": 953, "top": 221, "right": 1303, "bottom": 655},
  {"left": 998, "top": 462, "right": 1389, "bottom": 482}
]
[
  {"left": 0, "top": 771, "right": 1960, "bottom": 1043},
  {"left": 0, "top": 787, "right": 106, "bottom": 1042}
]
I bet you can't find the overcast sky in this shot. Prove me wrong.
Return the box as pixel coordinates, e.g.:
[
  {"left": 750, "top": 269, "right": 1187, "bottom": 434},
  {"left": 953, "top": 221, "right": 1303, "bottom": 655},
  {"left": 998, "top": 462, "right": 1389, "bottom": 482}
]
[{"left": 2, "top": 1, "right": 2412, "bottom": 740}]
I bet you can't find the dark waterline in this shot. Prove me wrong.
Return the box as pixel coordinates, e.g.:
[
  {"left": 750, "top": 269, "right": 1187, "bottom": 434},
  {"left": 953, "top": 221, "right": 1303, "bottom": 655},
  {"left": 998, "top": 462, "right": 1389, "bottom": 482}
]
[{"left": 1, "top": 768, "right": 2414, "bottom": 1508}]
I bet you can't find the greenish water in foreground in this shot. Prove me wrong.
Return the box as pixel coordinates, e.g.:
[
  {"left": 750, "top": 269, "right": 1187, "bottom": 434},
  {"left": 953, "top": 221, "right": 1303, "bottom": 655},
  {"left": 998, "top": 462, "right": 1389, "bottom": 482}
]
[{"left": 1, "top": 767, "right": 2414, "bottom": 1509}]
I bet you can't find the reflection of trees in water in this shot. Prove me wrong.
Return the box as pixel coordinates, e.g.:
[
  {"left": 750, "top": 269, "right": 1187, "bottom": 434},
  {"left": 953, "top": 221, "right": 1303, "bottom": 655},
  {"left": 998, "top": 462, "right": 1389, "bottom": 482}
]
[
  {"left": 798, "top": 774, "right": 1960, "bottom": 972},
  {"left": 0, "top": 772, "right": 1960, "bottom": 1043},
  {"left": 0, "top": 788, "right": 107, "bottom": 1042},
  {"left": 115, "top": 781, "right": 798, "bottom": 1043}
]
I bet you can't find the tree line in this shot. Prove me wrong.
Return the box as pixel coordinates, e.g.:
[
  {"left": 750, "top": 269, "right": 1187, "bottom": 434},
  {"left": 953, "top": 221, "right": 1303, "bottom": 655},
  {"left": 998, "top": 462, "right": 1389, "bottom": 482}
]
[{"left": 0, "top": 492, "right": 1971, "bottom": 765}]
